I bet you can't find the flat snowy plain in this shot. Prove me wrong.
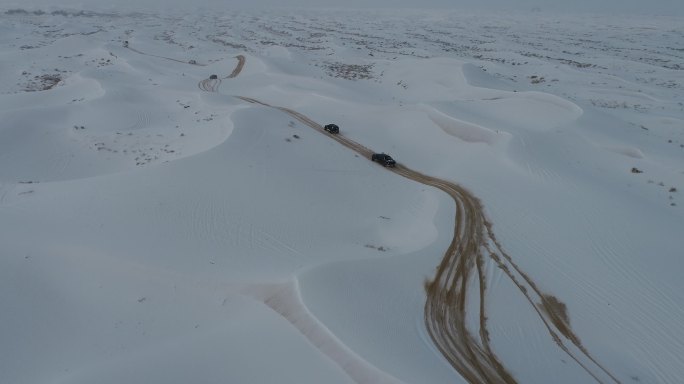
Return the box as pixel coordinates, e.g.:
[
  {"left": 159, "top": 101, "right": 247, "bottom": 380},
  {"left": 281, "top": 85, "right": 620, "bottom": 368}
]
[{"left": 1, "top": 7, "right": 683, "bottom": 384}]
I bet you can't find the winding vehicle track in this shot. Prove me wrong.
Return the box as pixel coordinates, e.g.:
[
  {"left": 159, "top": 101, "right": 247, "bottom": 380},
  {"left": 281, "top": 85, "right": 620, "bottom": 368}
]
[
  {"left": 198, "top": 78, "right": 221, "bottom": 92},
  {"left": 235, "top": 96, "right": 622, "bottom": 384},
  {"left": 198, "top": 55, "right": 245, "bottom": 92},
  {"left": 216, "top": 58, "right": 621, "bottom": 384},
  {"left": 227, "top": 55, "right": 246, "bottom": 78}
]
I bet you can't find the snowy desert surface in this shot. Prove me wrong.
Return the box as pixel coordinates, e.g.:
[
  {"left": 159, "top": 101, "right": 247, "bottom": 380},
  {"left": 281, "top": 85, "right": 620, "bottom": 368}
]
[{"left": 1, "top": 7, "right": 683, "bottom": 384}]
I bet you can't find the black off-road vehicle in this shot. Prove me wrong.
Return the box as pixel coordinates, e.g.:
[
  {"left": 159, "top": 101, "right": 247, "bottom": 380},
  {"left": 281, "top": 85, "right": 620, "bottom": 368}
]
[
  {"left": 371, "top": 153, "right": 396, "bottom": 167},
  {"left": 209, "top": 74, "right": 218, "bottom": 79},
  {"left": 324, "top": 124, "right": 339, "bottom": 134}
]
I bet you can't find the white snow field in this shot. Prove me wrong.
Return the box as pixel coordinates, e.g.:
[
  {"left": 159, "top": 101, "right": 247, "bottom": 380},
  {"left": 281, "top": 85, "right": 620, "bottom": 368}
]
[{"left": 1, "top": 7, "right": 683, "bottom": 384}]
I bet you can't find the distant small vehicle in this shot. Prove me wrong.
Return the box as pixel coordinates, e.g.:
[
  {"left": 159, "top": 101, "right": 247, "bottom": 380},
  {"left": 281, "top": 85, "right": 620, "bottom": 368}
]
[
  {"left": 123, "top": 40, "right": 129, "bottom": 47},
  {"left": 371, "top": 153, "right": 396, "bottom": 167},
  {"left": 189, "top": 59, "right": 197, "bottom": 65},
  {"left": 324, "top": 124, "right": 339, "bottom": 134},
  {"left": 209, "top": 74, "right": 218, "bottom": 79}
]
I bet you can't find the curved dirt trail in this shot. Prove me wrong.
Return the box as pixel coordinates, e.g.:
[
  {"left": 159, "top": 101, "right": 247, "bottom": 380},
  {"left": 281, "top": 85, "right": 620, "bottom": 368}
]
[
  {"left": 236, "top": 97, "right": 622, "bottom": 384},
  {"left": 198, "top": 55, "right": 246, "bottom": 92},
  {"left": 207, "top": 57, "right": 620, "bottom": 384},
  {"left": 226, "top": 55, "right": 246, "bottom": 79},
  {"left": 198, "top": 78, "right": 221, "bottom": 92}
]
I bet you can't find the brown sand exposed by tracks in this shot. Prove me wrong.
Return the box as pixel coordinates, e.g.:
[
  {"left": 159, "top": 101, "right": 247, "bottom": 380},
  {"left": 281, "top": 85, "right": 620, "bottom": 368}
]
[
  {"left": 236, "top": 95, "right": 622, "bottom": 384},
  {"left": 227, "top": 55, "right": 246, "bottom": 79}
]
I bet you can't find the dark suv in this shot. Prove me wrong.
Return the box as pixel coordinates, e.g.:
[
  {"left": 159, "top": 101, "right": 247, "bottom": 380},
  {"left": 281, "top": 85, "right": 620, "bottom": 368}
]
[
  {"left": 371, "top": 153, "right": 396, "bottom": 167},
  {"left": 324, "top": 124, "right": 339, "bottom": 134}
]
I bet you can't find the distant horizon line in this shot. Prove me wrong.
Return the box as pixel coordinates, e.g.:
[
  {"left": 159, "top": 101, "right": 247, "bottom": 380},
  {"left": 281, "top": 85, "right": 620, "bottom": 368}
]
[{"left": 3, "top": 5, "right": 683, "bottom": 17}]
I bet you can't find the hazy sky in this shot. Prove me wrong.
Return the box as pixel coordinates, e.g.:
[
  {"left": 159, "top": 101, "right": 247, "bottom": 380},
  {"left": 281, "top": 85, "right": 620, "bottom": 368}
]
[{"left": 11, "top": 0, "right": 684, "bottom": 15}]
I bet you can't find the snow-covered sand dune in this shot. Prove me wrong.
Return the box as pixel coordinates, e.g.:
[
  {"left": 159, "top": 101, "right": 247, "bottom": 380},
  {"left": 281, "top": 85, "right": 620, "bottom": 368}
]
[{"left": 1, "top": 8, "right": 683, "bottom": 384}]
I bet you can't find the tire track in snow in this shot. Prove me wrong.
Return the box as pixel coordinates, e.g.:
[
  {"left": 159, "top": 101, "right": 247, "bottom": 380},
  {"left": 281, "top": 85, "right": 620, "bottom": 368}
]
[
  {"left": 198, "top": 55, "right": 245, "bottom": 92},
  {"left": 198, "top": 78, "right": 221, "bottom": 92},
  {"left": 236, "top": 95, "right": 622, "bottom": 384},
  {"left": 202, "top": 56, "right": 620, "bottom": 384},
  {"left": 226, "top": 55, "right": 246, "bottom": 79}
]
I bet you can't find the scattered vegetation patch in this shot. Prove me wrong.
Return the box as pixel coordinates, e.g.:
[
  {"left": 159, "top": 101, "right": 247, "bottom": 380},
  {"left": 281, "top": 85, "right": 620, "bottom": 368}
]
[
  {"left": 529, "top": 75, "right": 545, "bottom": 84},
  {"left": 519, "top": 51, "right": 600, "bottom": 69},
  {"left": 209, "top": 36, "right": 247, "bottom": 50},
  {"left": 365, "top": 244, "right": 388, "bottom": 252},
  {"left": 21, "top": 71, "right": 67, "bottom": 92},
  {"left": 323, "top": 62, "right": 375, "bottom": 80},
  {"left": 5, "top": 8, "right": 118, "bottom": 18},
  {"left": 590, "top": 99, "right": 650, "bottom": 112},
  {"left": 87, "top": 57, "right": 114, "bottom": 68}
]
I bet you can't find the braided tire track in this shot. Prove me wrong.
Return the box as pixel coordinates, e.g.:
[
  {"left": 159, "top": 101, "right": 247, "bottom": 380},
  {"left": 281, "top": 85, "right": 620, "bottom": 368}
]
[
  {"left": 214, "top": 56, "right": 618, "bottom": 384},
  {"left": 198, "top": 78, "right": 221, "bottom": 92},
  {"left": 390, "top": 166, "right": 517, "bottom": 384},
  {"left": 236, "top": 96, "right": 622, "bottom": 384},
  {"left": 481, "top": 225, "right": 622, "bottom": 384},
  {"left": 198, "top": 55, "right": 246, "bottom": 92}
]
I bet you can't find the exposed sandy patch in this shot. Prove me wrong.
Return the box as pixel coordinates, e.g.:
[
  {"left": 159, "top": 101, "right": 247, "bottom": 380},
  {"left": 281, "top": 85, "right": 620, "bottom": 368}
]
[{"left": 227, "top": 55, "right": 246, "bottom": 79}]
